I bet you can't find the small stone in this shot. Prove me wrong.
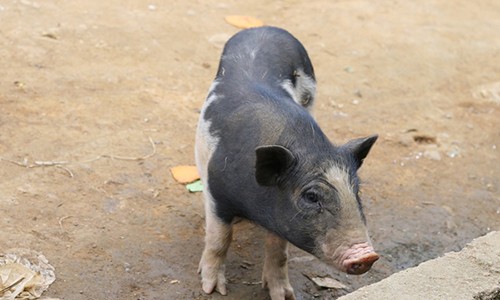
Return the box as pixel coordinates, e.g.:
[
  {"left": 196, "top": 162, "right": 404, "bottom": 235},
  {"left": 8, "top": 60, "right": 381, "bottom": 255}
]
[
  {"left": 424, "top": 150, "right": 441, "bottom": 161},
  {"left": 398, "top": 135, "right": 414, "bottom": 147},
  {"left": 208, "top": 33, "right": 232, "bottom": 49},
  {"left": 124, "top": 262, "right": 131, "bottom": 272},
  {"left": 344, "top": 66, "right": 354, "bottom": 73},
  {"left": 447, "top": 146, "right": 460, "bottom": 158},
  {"left": 415, "top": 152, "right": 423, "bottom": 159}
]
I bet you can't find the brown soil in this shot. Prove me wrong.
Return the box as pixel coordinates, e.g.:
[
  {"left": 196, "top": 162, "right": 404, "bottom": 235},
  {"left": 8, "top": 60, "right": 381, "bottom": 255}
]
[{"left": 1, "top": 0, "right": 499, "bottom": 299}]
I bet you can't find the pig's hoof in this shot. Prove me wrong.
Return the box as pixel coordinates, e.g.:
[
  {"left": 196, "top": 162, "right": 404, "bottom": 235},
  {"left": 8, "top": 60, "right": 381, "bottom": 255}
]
[
  {"left": 200, "top": 274, "right": 227, "bottom": 295},
  {"left": 198, "top": 264, "right": 228, "bottom": 295},
  {"left": 262, "top": 278, "right": 296, "bottom": 300}
]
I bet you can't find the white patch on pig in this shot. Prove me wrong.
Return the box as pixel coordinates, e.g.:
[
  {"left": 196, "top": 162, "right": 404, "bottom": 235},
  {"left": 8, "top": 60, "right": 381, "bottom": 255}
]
[
  {"left": 195, "top": 81, "right": 221, "bottom": 181},
  {"left": 325, "top": 166, "right": 359, "bottom": 219},
  {"left": 206, "top": 80, "right": 220, "bottom": 103},
  {"left": 280, "top": 69, "right": 316, "bottom": 110},
  {"left": 195, "top": 79, "right": 224, "bottom": 233}
]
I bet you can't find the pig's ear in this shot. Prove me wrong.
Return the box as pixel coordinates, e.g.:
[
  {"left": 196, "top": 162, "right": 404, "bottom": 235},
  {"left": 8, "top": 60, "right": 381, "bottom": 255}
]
[
  {"left": 343, "top": 135, "right": 378, "bottom": 169},
  {"left": 255, "top": 145, "right": 295, "bottom": 186}
]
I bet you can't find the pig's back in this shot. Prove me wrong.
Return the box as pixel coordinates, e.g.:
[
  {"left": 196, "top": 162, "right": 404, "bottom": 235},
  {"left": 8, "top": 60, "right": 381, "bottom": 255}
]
[{"left": 215, "top": 26, "right": 314, "bottom": 84}]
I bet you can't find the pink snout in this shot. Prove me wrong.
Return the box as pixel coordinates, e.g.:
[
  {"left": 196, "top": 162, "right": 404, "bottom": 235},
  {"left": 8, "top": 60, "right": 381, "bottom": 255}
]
[{"left": 341, "top": 243, "right": 379, "bottom": 275}]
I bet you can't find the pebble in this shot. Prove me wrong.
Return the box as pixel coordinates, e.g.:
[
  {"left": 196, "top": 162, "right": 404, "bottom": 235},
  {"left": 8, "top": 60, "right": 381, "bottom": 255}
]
[
  {"left": 208, "top": 33, "right": 231, "bottom": 49},
  {"left": 472, "top": 81, "right": 500, "bottom": 103},
  {"left": 424, "top": 150, "right": 441, "bottom": 161},
  {"left": 446, "top": 146, "right": 460, "bottom": 158},
  {"left": 398, "top": 135, "right": 414, "bottom": 147},
  {"left": 124, "top": 262, "right": 131, "bottom": 272}
]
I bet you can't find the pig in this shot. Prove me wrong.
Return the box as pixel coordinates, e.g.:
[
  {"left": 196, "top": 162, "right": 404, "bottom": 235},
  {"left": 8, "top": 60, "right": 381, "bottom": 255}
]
[{"left": 195, "top": 26, "right": 379, "bottom": 300}]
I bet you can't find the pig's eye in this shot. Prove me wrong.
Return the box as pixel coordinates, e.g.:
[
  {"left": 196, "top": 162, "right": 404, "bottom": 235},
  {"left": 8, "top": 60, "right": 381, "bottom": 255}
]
[{"left": 304, "top": 191, "right": 319, "bottom": 204}]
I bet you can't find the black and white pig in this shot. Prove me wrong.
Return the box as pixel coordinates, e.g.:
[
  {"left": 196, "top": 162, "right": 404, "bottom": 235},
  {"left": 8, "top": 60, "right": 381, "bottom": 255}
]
[{"left": 195, "top": 26, "right": 379, "bottom": 300}]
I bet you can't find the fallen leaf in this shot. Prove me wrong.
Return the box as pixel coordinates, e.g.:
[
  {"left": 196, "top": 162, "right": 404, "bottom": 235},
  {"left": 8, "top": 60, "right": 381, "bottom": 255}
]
[
  {"left": 224, "top": 15, "right": 264, "bottom": 29},
  {"left": 41, "top": 32, "right": 58, "bottom": 40},
  {"left": 170, "top": 165, "right": 200, "bottom": 184},
  {"left": 186, "top": 180, "right": 203, "bottom": 193},
  {"left": 0, "top": 249, "right": 57, "bottom": 299},
  {"left": 310, "top": 276, "right": 348, "bottom": 290}
]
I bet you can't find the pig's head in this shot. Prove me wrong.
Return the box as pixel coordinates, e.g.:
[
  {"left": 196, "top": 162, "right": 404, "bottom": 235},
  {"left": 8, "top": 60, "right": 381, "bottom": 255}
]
[{"left": 255, "top": 135, "right": 379, "bottom": 275}]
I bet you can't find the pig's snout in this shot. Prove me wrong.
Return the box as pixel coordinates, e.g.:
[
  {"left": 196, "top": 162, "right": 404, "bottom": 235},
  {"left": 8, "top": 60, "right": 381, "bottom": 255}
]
[
  {"left": 342, "top": 243, "right": 379, "bottom": 275},
  {"left": 345, "top": 252, "right": 379, "bottom": 274}
]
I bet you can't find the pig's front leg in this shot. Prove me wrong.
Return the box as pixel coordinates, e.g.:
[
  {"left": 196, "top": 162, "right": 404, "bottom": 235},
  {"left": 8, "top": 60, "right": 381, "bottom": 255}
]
[
  {"left": 262, "top": 232, "right": 296, "bottom": 300},
  {"left": 198, "top": 193, "right": 233, "bottom": 295}
]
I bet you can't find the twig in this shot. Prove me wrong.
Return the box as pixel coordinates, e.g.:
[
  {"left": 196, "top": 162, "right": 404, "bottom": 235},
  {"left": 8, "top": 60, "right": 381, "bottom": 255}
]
[
  {"left": 80, "top": 136, "right": 156, "bottom": 162},
  {"left": 58, "top": 216, "right": 72, "bottom": 230},
  {"left": 0, "top": 135, "right": 156, "bottom": 173},
  {"left": 0, "top": 157, "right": 69, "bottom": 168},
  {"left": 106, "top": 135, "right": 156, "bottom": 161},
  {"left": 0, "top": 276, "right": 25, "bottom": 294},
  {"left": 56, "top": 165, "right": 74, "bottom": 178},
  {"left": 0, "top": 157, "right": 29, "bottom": 167},
  {"left": 34, "top": 160, "right": 69, "bottom": 166},
  {"left": 79, "top": 155, "right": 105, "bottom": 164}
]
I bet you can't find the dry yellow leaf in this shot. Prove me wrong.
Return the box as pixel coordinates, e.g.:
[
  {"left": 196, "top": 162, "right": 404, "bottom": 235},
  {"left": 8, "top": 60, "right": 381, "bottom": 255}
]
[
  {"left": 224, "top": 15, "right": 264, "bottom": 29},
  {"left": 170, "top": 165, "right": 200, "bottom": 184}
]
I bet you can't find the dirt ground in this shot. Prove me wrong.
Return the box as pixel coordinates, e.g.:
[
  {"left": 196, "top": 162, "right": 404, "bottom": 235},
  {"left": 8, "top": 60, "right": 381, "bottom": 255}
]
[{"left": 0, "top": 0, "right": 499, "bottom": 299}]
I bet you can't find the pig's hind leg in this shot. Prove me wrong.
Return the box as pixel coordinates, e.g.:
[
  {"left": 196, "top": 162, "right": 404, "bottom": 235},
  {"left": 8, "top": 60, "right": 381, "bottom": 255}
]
[
  {"left": 198, "top": 189, "right": 233, "bottom": 295},
  {"left": 262, "top": 231, "right": 296, "bottom": 300}
]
